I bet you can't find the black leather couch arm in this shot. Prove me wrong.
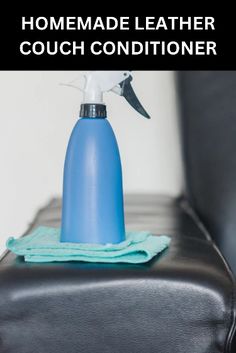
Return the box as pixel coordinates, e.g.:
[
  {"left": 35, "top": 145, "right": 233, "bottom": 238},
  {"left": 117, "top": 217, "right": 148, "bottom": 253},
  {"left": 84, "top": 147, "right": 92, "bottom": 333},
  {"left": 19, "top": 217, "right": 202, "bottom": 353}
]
[{"left": 0, "top": 195, "right": 235, "bottom": 353}]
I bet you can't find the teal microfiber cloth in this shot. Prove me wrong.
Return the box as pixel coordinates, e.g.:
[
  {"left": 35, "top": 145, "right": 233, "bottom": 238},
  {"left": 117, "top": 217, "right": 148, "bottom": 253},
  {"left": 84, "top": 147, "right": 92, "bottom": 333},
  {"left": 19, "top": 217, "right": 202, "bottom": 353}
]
[{"left": 6, "top": 227, "right": 171, "bottom": 264}]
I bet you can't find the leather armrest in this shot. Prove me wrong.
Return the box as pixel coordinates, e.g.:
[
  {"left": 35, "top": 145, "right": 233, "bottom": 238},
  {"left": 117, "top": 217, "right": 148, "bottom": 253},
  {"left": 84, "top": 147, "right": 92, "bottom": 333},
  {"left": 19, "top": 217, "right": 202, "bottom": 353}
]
[{"left": 0, "top": 195, "right": 235, "bottom": 353}]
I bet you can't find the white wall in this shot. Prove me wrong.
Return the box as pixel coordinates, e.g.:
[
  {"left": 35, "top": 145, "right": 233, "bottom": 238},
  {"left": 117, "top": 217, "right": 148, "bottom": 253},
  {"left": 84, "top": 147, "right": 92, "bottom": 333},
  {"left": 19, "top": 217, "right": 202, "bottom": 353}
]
[{"left": 0, "top": 71, "right": 183, "bottom": 252}]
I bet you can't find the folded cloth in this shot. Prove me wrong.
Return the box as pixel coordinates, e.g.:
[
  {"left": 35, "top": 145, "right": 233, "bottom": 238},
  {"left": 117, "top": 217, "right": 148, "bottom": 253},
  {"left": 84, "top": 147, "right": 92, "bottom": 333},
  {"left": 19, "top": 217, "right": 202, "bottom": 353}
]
[{"left": 6, "top": 227, "right": 171, "bottom": 264}]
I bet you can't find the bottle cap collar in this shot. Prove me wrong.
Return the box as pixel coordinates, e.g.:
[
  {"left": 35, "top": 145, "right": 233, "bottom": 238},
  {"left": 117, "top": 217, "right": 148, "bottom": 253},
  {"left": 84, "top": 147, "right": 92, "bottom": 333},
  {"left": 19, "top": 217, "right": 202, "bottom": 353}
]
[{"left": 80, "top": 104, "right": 107, "bottom": 118}]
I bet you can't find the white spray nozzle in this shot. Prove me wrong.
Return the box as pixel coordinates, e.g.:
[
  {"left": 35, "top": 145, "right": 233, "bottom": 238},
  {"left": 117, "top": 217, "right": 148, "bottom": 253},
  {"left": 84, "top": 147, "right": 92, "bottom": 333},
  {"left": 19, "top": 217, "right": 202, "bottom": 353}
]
[
  {"left": 63, "top": 71, "right": 130, "bottom": 103},
  {"left": 62, "top": 71, "right": 150, "bottom": 119}
]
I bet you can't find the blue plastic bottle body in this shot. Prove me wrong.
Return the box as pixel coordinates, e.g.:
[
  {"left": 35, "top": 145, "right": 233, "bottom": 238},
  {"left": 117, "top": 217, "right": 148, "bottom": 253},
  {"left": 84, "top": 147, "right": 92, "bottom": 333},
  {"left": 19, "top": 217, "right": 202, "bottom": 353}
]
[{"left": 61, "top": 117, "right": 126, "bottom": 244}]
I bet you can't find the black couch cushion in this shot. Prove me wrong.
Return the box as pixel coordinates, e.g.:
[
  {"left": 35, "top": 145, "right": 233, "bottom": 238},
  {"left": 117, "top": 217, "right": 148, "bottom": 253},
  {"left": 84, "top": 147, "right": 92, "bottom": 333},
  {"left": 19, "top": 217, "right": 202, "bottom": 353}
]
[
  {"left": 178, "top": 71, "right": 236, "bottom": 276},
  {"left": 0, "top": 195, "right": 235, "bottom": 353}
]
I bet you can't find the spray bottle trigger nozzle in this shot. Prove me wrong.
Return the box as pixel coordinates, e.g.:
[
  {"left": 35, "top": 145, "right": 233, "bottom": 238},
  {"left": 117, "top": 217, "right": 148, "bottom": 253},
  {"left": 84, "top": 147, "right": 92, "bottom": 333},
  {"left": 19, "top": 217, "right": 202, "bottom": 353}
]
[
  {"left": 60, "top": 71, "right": 150, "bottom": 119},
  {"left": 119, "top": 76, "right": 151, "bottom": 119}
]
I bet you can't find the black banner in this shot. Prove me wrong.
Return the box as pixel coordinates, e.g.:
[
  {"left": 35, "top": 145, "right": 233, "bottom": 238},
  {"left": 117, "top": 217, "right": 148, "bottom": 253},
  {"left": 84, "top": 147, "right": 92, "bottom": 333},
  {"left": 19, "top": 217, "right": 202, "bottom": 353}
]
[{"left": 0, "top": 10, "right": 235, "bottom": 70}]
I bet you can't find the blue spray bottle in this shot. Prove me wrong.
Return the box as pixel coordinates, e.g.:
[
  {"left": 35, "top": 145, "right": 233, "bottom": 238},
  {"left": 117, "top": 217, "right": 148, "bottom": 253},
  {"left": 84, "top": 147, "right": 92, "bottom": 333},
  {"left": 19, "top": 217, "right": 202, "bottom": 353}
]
[{"left": 61, "top": 71, "right": 150, "bottom": 244}]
